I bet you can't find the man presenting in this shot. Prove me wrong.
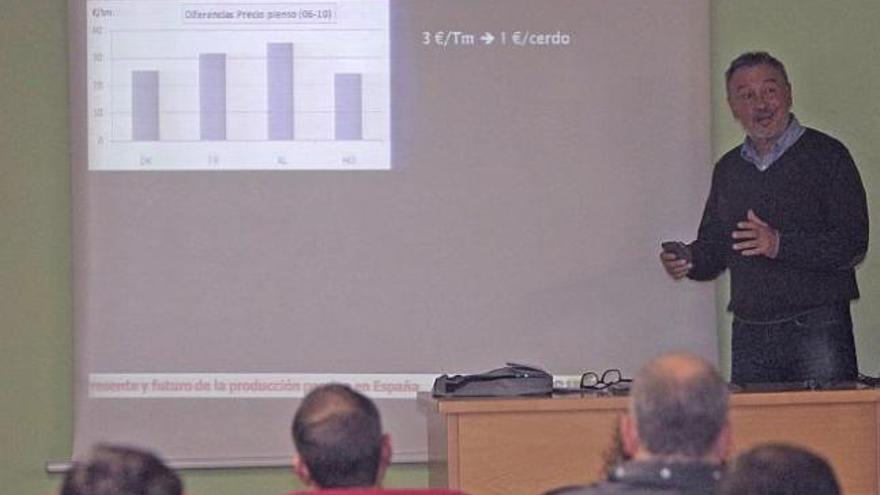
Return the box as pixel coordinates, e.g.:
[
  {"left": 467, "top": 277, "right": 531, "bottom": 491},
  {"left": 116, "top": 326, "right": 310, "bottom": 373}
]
[{"left": 661, "top": 52, "right": 868, "bottom": 384}]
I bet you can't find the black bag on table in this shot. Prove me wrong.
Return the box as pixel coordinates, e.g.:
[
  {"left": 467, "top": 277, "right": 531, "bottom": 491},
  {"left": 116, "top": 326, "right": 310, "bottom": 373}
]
[{"left": 431, "top": 363, "right": 553, "bottom": 397}]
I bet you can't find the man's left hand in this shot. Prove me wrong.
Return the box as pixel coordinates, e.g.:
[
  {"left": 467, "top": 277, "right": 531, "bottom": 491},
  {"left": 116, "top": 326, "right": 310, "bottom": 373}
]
[{"left": 732, "top": 209, "right": 780, "bottom": 258}]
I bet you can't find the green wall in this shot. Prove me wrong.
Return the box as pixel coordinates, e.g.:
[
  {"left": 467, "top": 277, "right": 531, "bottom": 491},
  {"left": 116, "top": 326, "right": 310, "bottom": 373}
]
[
  {"left": 1, "top": 1, "right": 73, "bottom": 494},
  {"left": 3, "top": 1, "right": 879, "bottom": 494}
]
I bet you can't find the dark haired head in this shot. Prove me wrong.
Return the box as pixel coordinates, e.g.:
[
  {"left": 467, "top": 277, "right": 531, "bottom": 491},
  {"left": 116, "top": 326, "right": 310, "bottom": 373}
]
[
  {"left": 725, "top": 52, "right": 789, "bottom": 95},
  {"left": 292, "top": 383, "right": 388, "bottom": 488},
  {"left": 60, "top": 444, "right": 182, "bottom": 495},
  {"left": 720, "top": 443, "right": 840, "bottom": 495}
]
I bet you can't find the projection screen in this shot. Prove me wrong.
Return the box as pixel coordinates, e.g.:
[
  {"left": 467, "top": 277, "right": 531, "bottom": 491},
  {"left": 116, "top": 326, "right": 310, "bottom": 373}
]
[{"left": 69, "top": 0, "right": 715, "bottom": 464}]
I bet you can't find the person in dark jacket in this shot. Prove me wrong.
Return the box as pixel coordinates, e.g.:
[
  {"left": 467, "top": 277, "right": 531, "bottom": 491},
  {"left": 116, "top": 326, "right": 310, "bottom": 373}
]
[{"left": 546, "top": 352, "right": 730, "bottom": 495}]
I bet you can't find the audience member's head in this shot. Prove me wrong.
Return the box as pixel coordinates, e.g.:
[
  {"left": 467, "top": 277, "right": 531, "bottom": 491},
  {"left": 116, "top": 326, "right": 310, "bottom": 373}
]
[
  {"left": 60, "top": 444, "right": 182, "bottom": 495},
  {"left": 291, "top": 383, "right": 391, "bottom": 489},
  {"left": 720, "top": 443, "right": 840, "bottom": 495},
  {"left": 620, "top": 352, "right": 730, "bottom": 462}
]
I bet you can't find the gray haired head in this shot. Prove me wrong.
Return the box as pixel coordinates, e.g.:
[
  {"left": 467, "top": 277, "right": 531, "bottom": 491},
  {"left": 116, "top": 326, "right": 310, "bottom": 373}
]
[
  {"left": 631, "top": 353, "right": 729, "bottom": 458},
  {"left": 725, "top": 51, "right": 790, "bottom": 94}
]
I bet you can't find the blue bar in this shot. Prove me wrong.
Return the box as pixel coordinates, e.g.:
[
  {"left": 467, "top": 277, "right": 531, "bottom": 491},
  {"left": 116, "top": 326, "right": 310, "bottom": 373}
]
[
  {"left": 132, "top": 70, "right": 159, "bottom": 141},
  {"left": 334, "top": 73, "right": 362, "bottom": 140},
  {"left": 199, "top": 53, "right": 226, "bottom": 141},
  {"left": 267, "top": 43, "right": 294, "bottom": 140}
]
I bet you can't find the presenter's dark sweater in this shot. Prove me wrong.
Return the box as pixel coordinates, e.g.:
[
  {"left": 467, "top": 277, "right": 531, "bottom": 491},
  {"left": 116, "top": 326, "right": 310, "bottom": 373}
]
[{"left": 688, "top": 128, "right": 868, "bottom": 321}]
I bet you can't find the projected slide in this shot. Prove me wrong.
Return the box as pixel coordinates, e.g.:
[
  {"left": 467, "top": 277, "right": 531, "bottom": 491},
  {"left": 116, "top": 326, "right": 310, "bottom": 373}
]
[
  {"left": 73, "top": 0, "right": 715, "bottom": 464},
  {"left": 87, "top": 0, "right": 390, "bottom": 170}
]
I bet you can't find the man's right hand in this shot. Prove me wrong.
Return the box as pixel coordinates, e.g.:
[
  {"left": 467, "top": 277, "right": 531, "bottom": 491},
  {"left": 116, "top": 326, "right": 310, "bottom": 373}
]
[{"left": 660, "top": 251, "right": 692, "bottom": 280}]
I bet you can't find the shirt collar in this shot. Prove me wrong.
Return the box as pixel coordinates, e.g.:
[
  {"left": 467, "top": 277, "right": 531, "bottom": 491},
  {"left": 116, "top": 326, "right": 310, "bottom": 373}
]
[
  {"left": 609, "top": 459, "right": 722, "bottom": 488},
  {"left": 740, "top": 114, "right": 806, "bottom": 171}
]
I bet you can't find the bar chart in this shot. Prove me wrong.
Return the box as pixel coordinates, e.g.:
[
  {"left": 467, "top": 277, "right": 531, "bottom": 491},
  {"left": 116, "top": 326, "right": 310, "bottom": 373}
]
[{"left": 87, "top": 0, "right": 390, "bottom": 170}]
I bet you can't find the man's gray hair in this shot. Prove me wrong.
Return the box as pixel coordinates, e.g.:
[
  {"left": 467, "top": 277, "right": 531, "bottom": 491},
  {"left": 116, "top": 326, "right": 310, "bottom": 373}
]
[
  {"left": 725, "top": 51, "right": 790, "bottom": 94},
  {"left": 631, "top": 353, "right": 729, "bottom": 458}
]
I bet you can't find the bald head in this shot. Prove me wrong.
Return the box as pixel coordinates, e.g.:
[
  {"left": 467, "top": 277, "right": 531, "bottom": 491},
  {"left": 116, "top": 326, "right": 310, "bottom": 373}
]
[
  {"left": 630, "top": 353, "right": 729, "bottom": 458},
  {"left": 639, "top": 353, "right": 718, "bottom": 385},
  {"left": 292, "top": 384, "right": 386, "bottom": 488}
]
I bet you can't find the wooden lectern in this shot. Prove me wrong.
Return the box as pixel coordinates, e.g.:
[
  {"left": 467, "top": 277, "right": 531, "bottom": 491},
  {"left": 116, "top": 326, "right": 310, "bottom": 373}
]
[{"left": 422, "top": 389, "right": 880, "bottom": 495}]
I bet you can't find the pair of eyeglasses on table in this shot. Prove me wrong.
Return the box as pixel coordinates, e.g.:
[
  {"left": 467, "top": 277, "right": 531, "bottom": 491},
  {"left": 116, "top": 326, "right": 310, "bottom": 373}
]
[{"left": 553, "top": 368, "right": 633, "bottom": 395}]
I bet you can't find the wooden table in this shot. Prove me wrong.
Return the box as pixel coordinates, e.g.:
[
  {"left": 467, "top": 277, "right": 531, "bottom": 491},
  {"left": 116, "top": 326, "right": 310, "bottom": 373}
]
[{"left": 421, "top": 388, "right": 880, "bottom": 495}]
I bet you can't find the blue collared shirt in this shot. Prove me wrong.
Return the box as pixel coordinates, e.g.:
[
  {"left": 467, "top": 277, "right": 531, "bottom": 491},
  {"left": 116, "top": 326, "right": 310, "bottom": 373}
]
[{"left": 740, "top": 114, "right": 806, "bottom": 171}]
